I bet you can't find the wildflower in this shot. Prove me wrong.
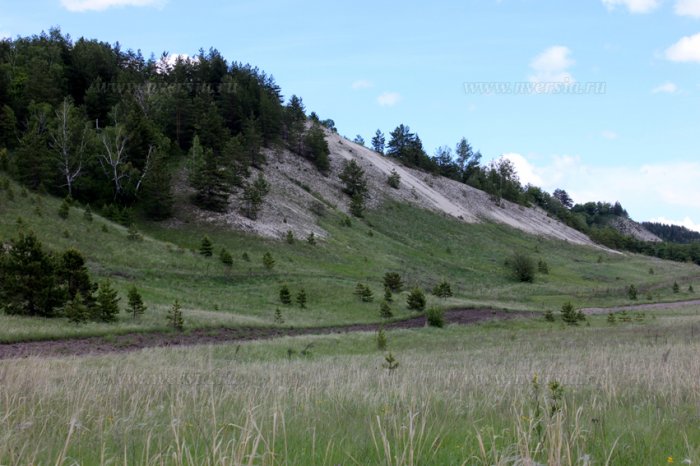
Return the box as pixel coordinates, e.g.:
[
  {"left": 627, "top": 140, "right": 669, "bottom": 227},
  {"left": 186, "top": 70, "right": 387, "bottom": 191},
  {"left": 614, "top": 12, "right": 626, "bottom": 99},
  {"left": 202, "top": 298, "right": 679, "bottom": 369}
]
[{"left": 667, "top": 456, "right": 674, "bottom": 464}]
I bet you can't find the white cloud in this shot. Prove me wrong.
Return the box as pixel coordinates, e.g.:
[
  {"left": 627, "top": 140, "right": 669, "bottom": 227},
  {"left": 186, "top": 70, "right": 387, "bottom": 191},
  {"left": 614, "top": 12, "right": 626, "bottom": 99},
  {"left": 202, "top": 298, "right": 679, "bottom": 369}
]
[
  {"left": 60, "top": 0, "right": 165, "bottom": 12},
  {"left": 665, "top": 33, "right": 700, "bottom": 63},
  {"left": 377, "top": 92, "right": 402, "bottom": 107},
  {"left": 601, "top": 130, "right": 619, "bottom": 140},
  {"left": 529, "top": 46, "right": 575, "bottom": 83},
  {"left": 652, "top": 82, "right": 679, "bottom": 94},
  {"left": 500, "top": 153, "right": 543, "bottom": 186},
  {"left": 601, "top": 0, "right": 661, "bottom": 13},
  {"left": 648, "top": 216, "right": 700, "bottom": 232},
  {"left": 351, "top": 80, "right": 373, "bottom": 90},
  {"left": 675, "top": 0, "right": 700, "bottom": 17}
]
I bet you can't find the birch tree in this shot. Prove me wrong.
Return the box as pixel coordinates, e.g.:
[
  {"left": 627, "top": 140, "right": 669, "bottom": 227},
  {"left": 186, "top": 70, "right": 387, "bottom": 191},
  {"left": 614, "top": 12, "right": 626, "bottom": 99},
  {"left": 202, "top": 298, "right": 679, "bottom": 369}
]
[{"left": 50, "top": 98, "right": 90, "bottom": 197}]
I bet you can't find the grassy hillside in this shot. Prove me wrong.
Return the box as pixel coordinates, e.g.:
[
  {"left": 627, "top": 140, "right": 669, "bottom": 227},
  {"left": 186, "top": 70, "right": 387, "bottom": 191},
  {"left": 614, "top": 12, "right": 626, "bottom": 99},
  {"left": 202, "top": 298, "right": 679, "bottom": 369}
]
[{"left": 1, "top": 175, "right": 699, "bottom": 342}]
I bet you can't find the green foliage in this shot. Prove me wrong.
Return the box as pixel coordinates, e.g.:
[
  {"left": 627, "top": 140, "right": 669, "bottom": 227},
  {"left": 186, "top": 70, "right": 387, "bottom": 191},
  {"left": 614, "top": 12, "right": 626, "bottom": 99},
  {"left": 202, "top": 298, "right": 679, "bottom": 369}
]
[
  {"left": 127, "top": 224, "right": 142, "bottom": 241},
  {"left": 262, "top": 252, "right": 275, "bottom": 270},
  {"left": 167, "top": 300, "right": 184, "bottom": 331},
  {"left": 306, "top": 232, "right": 316, "bottom": 245},
  {"left": 355, "top": 283, "right": 374, "bottom": 302},
  {"left": 383, "top": 272, "right": 404, "bottom": 293},
  {"left": 127, "top": 286, "right": 147, "bottom": 319},
  {"left": 387, "top": 169, "right": 401, "bottom": 189},
  {"left": 689, "top": 285, "right": 694, "bottom": 293},
  {"left": 242, "top": 174, "right": 270, "bottom": 220},
  {"left": 303, "top": 123, "right": 330, "bottom": 173},
  {"left": 627, "top": 284, "right": 638, "bottom": 300},
  {"left": 242, "top": 252, "right": 250, "bottom": 262},
  {"left": 382, "top": 352, "right": 399, "bottom": 371},
  {"left": 64, "top": 292, "right": 90, "bottom": 325},
  {"left": 426, "top": 306, "right": 445, "bottom": 328},
  {"left": 219, "top": 248, "right": 233, "bottom": 267},
  {"left": 432, "top": 280, "right": 453, "bottom": 299},
  {"left": 58, "top": 199, "right": 70, "bottom": 219},
  {"left": 507, "top": 252, "right": 535, "bottom": 283},
  {"left": 95, "top": 280, "right": 120, "bottom": 323},
  {"left": 349, "top": 193, "right": 365, "bottom": 218},
  {"left": 379, "top": 300, "right": 393, "bottom": 319},
  {"left": 560, "top": 301, "right": 579, "bottom": 326},
  {"left": 285, "top": 230, "right": 294, "bottom": 244},
  {"left": 279, "top": 285, "right": 292, "bottom": 305},
  {"left": 376, "top": 328, "right": 387, "bottom": 350},
  {"left": 371, "top": 130, "right": 385, "bottom": 154},
  {"left": 296, "top": 288, "right": 307, "bottom": 308},
  {"left": 544, "top": 310, "right": 555, "bottom": 322},
  {"left": 83, "top": 205, "right": 93, "bottom": 222},
  {"left": 407, "top": 288, "right": 426, "bottom": 312},
  {"left": 537, "top": 259, "right": 549, "bottom": 274},
  {"left": 607, "top": 313, "right": 617, "bottom": 324},
  {"left": 273, "top": 308, "right": 284, "bottom": 324},
  {"left": 190, "top": 136, "right": 231, "bottom": 212},
  {"left": 383, "top": 287, "right": 393, "bottom": 303},
  {"left": 340, "top": 160, "right": 368, "bottom": 218},
  {"left": 199, "top": 236, "right": 213, "bottom": 257},
  {"left": 673, "top": 281, "right": 680, "bottom": 293}
]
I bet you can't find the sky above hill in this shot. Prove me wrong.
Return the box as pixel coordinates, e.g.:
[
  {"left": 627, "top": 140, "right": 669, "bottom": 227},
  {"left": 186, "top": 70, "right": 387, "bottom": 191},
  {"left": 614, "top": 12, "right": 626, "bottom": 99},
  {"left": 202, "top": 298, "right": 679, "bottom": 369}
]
[{"left": 2, "top": 0, "right": 699, "bottom": 229}]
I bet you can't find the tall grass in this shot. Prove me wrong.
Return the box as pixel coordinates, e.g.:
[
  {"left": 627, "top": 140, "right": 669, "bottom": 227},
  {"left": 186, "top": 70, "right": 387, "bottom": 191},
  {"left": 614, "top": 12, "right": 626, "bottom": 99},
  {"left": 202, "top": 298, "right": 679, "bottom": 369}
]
[{"left": 1, "top": 312, "right": 699, "bottom": 464}]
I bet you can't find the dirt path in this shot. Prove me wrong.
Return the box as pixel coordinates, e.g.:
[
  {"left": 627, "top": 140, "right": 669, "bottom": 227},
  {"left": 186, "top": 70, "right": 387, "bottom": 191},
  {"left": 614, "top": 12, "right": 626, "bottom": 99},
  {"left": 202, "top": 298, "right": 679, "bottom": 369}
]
[
  {"left": 582, "top": 299, "right": 700, "bottom": 315},
  {"left": 0, "top": 309, "right": 532, "bottom": 360}
]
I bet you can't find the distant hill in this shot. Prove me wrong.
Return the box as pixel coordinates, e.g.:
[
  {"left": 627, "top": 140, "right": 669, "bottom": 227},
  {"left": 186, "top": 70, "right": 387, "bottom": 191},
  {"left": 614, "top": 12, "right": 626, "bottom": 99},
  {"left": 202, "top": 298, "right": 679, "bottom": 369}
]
[{"left": 642, "top": 222, "right": 700, "bottom": 244}]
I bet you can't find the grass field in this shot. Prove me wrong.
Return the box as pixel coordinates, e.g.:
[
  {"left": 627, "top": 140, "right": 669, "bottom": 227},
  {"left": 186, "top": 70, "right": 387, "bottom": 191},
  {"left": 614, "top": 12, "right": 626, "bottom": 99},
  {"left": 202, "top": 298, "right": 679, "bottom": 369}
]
[
  {"left": 1, "top": 176, "right": 699, "bottom": 342},
  {"left": 1, "top": 308, "right": 699, "bottom": 464}
]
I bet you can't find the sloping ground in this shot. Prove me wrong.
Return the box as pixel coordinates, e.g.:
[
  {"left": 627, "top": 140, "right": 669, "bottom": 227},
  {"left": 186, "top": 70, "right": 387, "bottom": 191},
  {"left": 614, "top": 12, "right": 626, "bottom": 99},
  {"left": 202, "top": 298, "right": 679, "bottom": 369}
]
[
  {"left": 185, "top": 131, "right": 598, "bottom": 247},
  {"left": 608, "top": 216, "right": 661, "bottom": 242}
]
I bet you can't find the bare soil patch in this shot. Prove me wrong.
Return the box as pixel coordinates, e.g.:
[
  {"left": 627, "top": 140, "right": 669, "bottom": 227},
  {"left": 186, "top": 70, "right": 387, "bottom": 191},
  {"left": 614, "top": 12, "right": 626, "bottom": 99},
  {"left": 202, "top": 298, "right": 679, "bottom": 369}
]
[{"left": 0, "top": 309, "right": 531, "bottom": 360}]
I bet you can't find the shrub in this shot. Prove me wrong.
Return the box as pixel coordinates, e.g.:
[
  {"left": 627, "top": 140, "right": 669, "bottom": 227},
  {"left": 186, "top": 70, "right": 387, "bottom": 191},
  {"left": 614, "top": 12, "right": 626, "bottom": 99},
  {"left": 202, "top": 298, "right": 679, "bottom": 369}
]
[
  {"left": 628, "top": 284, "right": 638, "bottom": 300},
  {"left": 349, "top": 193, "right": 365, "bottom": 218},
  {"left": 296, "top": 288, "right": 307, "bottom": 308},
  {"left": 355, "top": 283, "right": 374, "bottom": 302},
  {"left": 64, "top": 292, "right": 90, "bottom": 325},
  {"left": 307, "top": 232, "right": 316, "bottom": 245},
  {"left": 507, "top": 252, "right": 535, "bottom": 283},
  {"left": 83, "top": 204, "right": 93, "bottom": 222},
  {"left": 379, "top": 300, "right": 393, "bottom": 319},
  {"left": 432, "top": 280, "right": 453, "bottom": 299},
  {"left": 561, "top": 301, "right": 578, "bottom": 325},
  {"left": 673, "top": 282, "right": 680, "bottom": 293},
  {"left": 407, "top": 288, "right": 426, "bottom": 312},
  {"left": 262, "top": 252, "right": 275, "bottom": 270},
  {"left": 220, "top": 248, "right": 233, "bottom": 267},
  {"left": 607, "top": 313, "right": 616, "bottom": 324},
  {"left": 544, "top": 310, "right": 555, "bottom": 322},
  {"left": 383, "top": 272, "right": 404, "bottom": 292},
  {"left": 387, "top": 169, "right": 401, "bottom": 189},
  {"left": 199, "top": 236, "right": 213, "bottom": 257},
  {"left": 285, "top": 230, "right": 294, "bottom": 244},
  {"left": 279, "top": 285, "right": 292, "bottom": 305},
  {"left": 537, "top": 259, "right": 549, "bottom": 274},
  {"left": 426, "top": 306, "right": 445, "bottom": 328},
  {"left": 58, "top": 199, "right": 70, "bottom": 219},
  {"left": 384, "top": 287, "right": 393, "bottom": 303},
  {"left": 689, "top": 285, "right": 695, "bottom": 293},
  {"left": 376, "top": 328, "right": 387, "bottom": 350},
  {"left": 127, "top": 224, "right": 142, "bottom": 241},
  {"left": 127, "top": 286, "right": 147, "bottom": 319},
  {"left": 167, "top": 300, "right": 184, "bottom": 331},
  {"left": 274, "top": 308, "right": 284, "bottom": 324}
]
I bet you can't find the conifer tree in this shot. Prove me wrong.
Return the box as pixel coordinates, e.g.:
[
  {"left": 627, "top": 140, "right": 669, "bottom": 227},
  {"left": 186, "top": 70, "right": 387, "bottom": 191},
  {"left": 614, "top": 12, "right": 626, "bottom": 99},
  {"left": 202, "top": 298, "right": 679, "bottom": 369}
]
[
  {"left": 95, "top": 280, "right": 120, "bottom": 322},
  {"left": 64, "top": 292, "right": 90, "bottom": 325},
  {"left": 199, "top": 236, "right": 213, "bottom": 257},
  {"left": 127, "top": 286, "right": 147, "bottom": 319},
  {"left": 220, "top": 248, "right": 233, "bottom": 267},
  {"left": 279, "top": 285, "right": 292, "bottom": 305},
  {"left": 371, "top": 130, "right": 385, "bottom": 154},
  {"left": 167, "top": 300, "right": 184, "bottom": 331},
  {"left": 263, "top": 252, "right": 275, "bottom": 270},
  {"left": 296, "top": 288, "right": 307, "bottom": 308},
  {"left": 406, "top": 288, "right": 426, "bottom": 312}
]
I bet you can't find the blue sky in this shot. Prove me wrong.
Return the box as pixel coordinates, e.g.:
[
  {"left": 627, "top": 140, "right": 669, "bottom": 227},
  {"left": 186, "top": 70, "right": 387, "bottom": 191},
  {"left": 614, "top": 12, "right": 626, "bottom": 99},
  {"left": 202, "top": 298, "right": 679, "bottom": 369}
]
[{"left": 2, "top": 0, "right": 700, "bottom": 228}]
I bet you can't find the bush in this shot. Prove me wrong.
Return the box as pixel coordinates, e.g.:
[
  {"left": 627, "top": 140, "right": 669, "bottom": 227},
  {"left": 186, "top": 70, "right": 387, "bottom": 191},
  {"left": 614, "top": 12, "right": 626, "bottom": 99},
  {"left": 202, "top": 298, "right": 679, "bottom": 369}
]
[
  {"left": 432, "top": 280, "right": 453, "bottom": 299},
  {"left": 279, "top": 285, "right": 292, "bottom": 305},
  {"left": 127, "top": 224, "right": 142, "bottom": 241},
  {"left": 379, "top": 300, "right": 393, "bottom": 319},
  {"left": 537, "top": 259, "right": 549, "bottom": 274},
  {"left": 507, "top": 252, "right": 535, "bottom": 283},
  {"left": 307, "top": 232, "right": 316, "bottom": 245},
  {"left": 560, "top": 301, "right": 584, "bottom": 326},
  {"left": 286, "top": 230, "right": 294, "bottom": 244},
  {"left": 296, "top": 288, "right": 307, "bottom": 308},
  {"left": 407, "top": 288, "right": 426, "bottom": 312},
  {"left": 376, "top": 328, "right": 387, "bottom": 350},
  {"left": 673, "top": 282, "right": 680, "bottom": 293},
  {"left": 167, "top": 300, "right": 184, "bottom": 331},
  {"left": 199, "top": 236, "right": 213, "bottom": 257},
  {"left": 220, "top": 248, "right": 233, "bottom": 267},
  {"left": 262, "top": 252, "right": 275, "bottom": 270},
  {"left": 544, "top": 310, "right": 555, "bottom": 322},
  {"left": 58, "top": 199, "right": 70, "bottom": 219},
  {"left": 383, "top": 272, "right": 404, "bottom": 292},
  {"left": 426, "top": 306, "right": 445, "bottom": 328},
  {"left": 628, "top": 284, "right": 638, "bottom": 300},
  {"left": 64, "top": 292, "right": 90, "bottom": 325},
  {"left": 355, "top": 283, "right": 374, "bottom": 302},
  {"left": 387, "top": 169, "right": 401, "bottom": 189}
]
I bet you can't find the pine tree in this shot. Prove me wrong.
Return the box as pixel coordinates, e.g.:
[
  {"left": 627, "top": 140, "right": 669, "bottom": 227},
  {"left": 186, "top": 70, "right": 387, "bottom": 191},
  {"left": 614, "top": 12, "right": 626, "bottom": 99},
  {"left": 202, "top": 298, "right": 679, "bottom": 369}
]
[
  {"left": 167, "top": 300, "right": 184, "bottom": 331},
  {"left": 561, "top": 301, "right": 578, "bottom": 325},
  {"left": 127, "top": 286, "right": 147, "bottom": 319},
  {"left": 673, "top": 282, "right": 680, "bottom": 293},
  {"left": 199, "top": 236, "right": 213, "bottom": 257},
  {"left": 376, "top": 328, "right": 387, "bottom": 350},
  {"left": 306, "top": 232, "right": 316, "bottom": 245},
  {"left": 263, "top": 252, "right": 275, "bottom": 270},
  {"left": 286, "top": 230, "right": 294, "bottom": 244},
  {"left": 406, "top": 288, "right": 426, "bottom": 312},
  {"left": 242, "top": 174, "right": 270, "bottom": 220},
  {"left": 190, "top": 136, "right": 231, "bottom": 212},
  {"left": 303, "top": 123, "right": 330, "bottom": 173},
  {"left": 220, "top": 248, "right": 233, "bottom": 267},
  {"left": 58, "top": 199, "right": 70, "bottom": 219},
  {"left": 95, "top": 280, "right": 120, "bottom": 323},
  {"left": 432, "top": 281, "right": 453, "bottom": 299},
  {"left": 141, "top": 149, "right": 174, "bottom": 220},
  {"left": 296, "top": 288, "right": 307, "bottom": 308},
  {"left": 387, "top": 169, "right": 401, "bottom": 189},
  {"left": 279, "top": 285, "right": 292, "bottom": 305},
  {"left": 371, "top": 130, "right": 385, "bottom": 154},
  {"left": 384, "top": 287, "right": 393, "bottom": 303},
  {"left": 383, "top": 273, "right": 404, "bottom": 292},
  {"left": 64, "top": 292, "right": 90, "bottom": 325},
  {"left": 274, "top": 307, "right": 284, "bottom": 324},
  {"left": 380, "top": 300, "right": 393, "bottom": 319}
]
